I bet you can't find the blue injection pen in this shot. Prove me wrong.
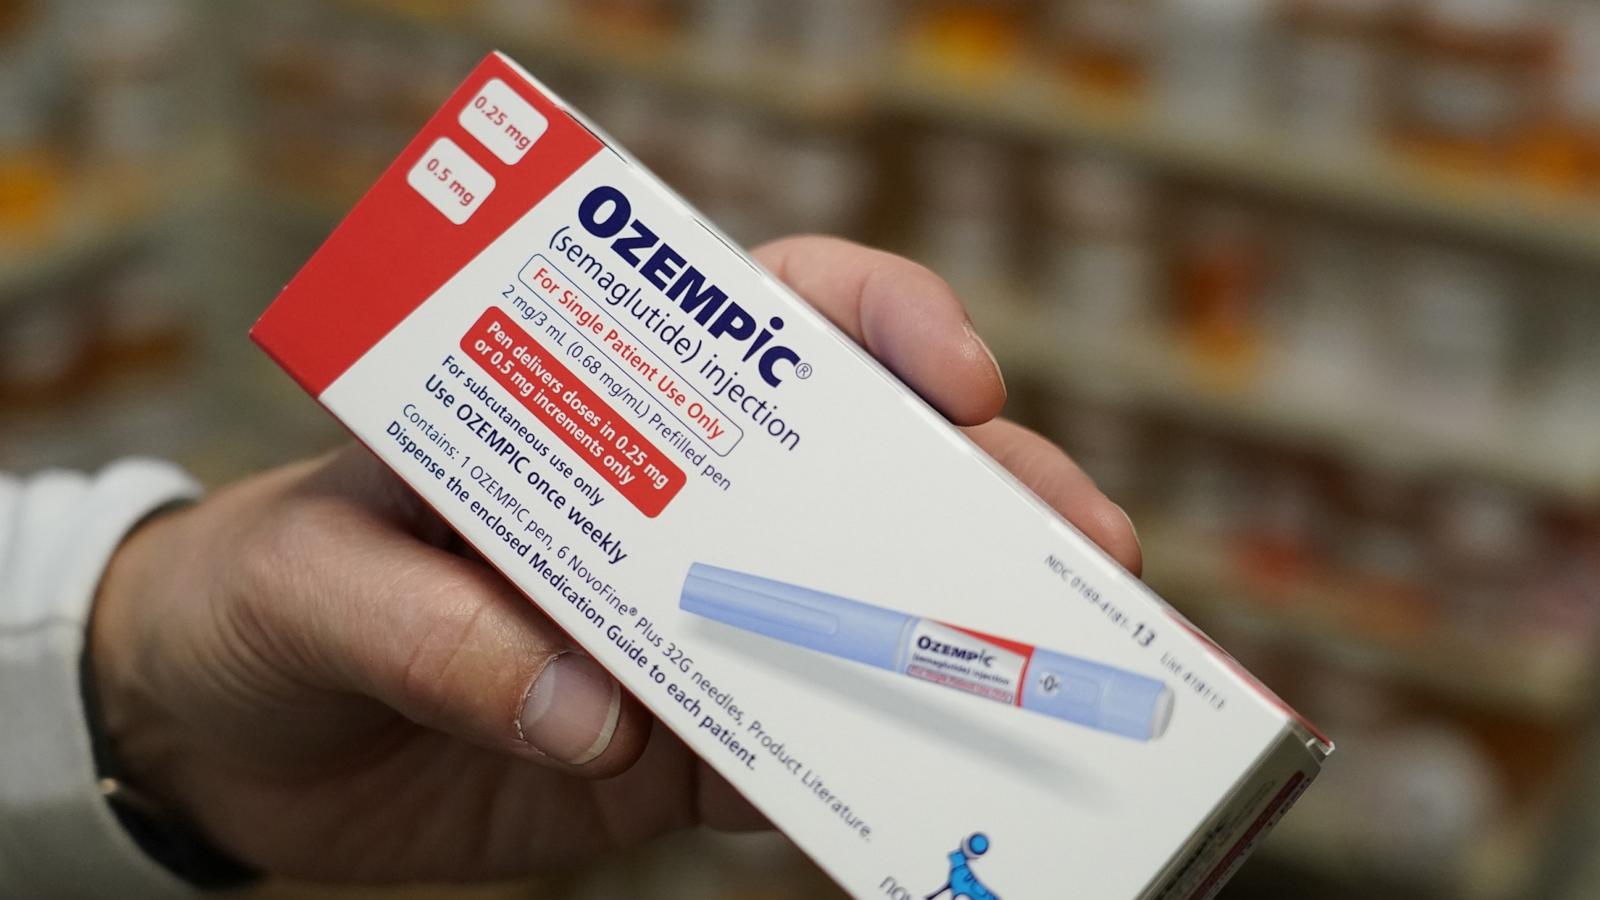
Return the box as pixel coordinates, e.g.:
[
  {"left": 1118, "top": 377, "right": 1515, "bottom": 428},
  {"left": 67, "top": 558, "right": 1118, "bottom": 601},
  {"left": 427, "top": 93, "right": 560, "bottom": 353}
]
[{"left": 680, "top": 564, "right": 1174, "bottom": 741}]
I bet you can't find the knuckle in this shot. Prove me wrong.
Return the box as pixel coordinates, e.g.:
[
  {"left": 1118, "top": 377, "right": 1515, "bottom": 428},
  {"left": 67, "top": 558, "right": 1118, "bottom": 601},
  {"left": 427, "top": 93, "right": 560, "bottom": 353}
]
[
  {"left": 396, "top": 587, "right": 489, "bottom": 718},
  {"left": 888, "top": 255, "right": 951, "bottom": 297}
]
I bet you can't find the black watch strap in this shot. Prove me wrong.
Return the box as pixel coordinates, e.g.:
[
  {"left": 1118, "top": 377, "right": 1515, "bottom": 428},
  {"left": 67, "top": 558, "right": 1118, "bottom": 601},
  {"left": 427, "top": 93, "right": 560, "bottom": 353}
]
[{"left": 79, "top": 647, "right": 262, "bottom": 890}]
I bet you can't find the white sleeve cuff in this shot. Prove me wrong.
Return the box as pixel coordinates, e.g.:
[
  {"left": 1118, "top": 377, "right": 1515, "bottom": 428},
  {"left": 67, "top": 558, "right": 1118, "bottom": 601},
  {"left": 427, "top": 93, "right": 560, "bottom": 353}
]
[{"left": 0, "top": 460, "right": 205, "bottom": 899}]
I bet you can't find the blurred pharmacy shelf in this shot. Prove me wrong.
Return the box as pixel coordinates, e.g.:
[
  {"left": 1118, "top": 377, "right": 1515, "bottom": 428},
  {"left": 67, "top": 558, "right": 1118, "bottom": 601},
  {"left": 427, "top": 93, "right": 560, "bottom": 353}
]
[
  {"left": 973, "top": 301, "right": 1600, "bottom": 504},
  {"left": 885, "top": 67, "right": 1600, "bottom": 267},
  {"left": 1140, "top": 520, "right": 1595, "bottom": 722},
  {"left": 0, "top": 200, "right": 155, "bottom": 305},
  {"left": 342, "top": 0, "right": 1600, "bottom": 267},
  {"left": 0, "top": 135, "right": 236, "bottom": 307},
  {"left": 338, "top": 0, "right": 873, "bottom": 122},
  {"left": 1262, "top": 773, "right": 1551, "bottom": 900}
]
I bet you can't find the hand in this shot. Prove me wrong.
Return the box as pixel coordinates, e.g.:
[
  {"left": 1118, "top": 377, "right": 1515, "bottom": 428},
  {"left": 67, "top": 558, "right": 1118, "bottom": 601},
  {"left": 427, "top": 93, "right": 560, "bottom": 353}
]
[{"left": 90, "top": 236, "right": 1141, "bottom": 884}]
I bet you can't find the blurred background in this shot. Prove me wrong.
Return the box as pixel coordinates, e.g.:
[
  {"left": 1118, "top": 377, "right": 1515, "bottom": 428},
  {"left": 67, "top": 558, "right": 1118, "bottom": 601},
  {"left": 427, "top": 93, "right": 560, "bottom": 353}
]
[{"left": 2, "top": 0, "right": 1599, "bottom": 897}]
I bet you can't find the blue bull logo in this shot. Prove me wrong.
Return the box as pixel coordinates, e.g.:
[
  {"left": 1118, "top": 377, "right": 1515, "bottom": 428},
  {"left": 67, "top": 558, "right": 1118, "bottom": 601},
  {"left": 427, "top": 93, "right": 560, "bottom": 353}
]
[{"left": 926, "top": 832, "right": 1000, "bottom": 900}]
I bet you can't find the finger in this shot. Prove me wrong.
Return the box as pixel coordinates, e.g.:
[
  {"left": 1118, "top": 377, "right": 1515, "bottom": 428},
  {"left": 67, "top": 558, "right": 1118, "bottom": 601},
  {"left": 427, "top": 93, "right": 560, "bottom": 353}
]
[
  {"left": 754, "top": 235, "right": 1006, "bottom": 426},
  {"left": 258, "top": 511, "right": 651, "bottom": 777},
  {"left": 966, "top": 419, "right": 1143, "bottom": 575}
]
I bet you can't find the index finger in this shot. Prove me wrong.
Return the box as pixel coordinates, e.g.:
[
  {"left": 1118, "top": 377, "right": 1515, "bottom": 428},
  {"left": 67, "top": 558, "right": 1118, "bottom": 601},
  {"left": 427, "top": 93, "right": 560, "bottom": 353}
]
[{"left": 753, "top": 236, "right": 1007, "bottom": 426}]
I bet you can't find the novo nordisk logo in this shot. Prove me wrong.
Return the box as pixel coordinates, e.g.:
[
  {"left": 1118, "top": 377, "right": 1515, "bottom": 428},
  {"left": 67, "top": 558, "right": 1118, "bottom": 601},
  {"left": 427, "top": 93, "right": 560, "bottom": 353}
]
[{"left": 917, "top": 635, "right": 996, "bottom": 668}]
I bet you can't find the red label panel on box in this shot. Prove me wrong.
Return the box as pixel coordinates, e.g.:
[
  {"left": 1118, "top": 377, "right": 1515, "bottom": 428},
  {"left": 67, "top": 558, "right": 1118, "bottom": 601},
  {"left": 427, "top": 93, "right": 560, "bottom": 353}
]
[{"left": 251, "top": 54, "right": 603, "bottom": 397}]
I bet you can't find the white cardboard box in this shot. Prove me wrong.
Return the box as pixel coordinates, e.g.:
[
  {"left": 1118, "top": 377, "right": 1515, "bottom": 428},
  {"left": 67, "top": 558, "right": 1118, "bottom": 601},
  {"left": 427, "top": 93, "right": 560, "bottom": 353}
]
[{"left": 252, "top": 53, "right": 1331, "bottom": 899}]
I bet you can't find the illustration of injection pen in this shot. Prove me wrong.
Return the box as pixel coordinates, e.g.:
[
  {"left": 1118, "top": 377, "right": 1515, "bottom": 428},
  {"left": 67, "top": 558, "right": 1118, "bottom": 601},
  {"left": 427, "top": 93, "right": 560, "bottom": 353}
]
[{"left": 680, "top": 564, "right": 1174, "bottom": 741}]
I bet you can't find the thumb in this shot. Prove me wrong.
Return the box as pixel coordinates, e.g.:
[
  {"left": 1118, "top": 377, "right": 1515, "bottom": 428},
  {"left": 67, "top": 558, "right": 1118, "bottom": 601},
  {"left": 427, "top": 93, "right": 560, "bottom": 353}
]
[
  {"left": 280, "top": 519, "right": 652, "bottom": 775},
  {"left": 965, "top": 419, "right": 1143, "bottom": 576}
]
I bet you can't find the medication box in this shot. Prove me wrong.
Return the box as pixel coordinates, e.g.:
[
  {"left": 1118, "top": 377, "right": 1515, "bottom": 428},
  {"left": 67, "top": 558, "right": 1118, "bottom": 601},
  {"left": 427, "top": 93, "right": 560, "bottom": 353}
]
[{"left": 252, "top": 53, "right": 1331, "bottom": 899}]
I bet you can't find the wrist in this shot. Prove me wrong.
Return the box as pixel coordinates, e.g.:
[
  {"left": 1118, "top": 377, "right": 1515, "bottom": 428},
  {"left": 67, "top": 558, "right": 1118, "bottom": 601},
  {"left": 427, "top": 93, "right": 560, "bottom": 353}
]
[
  {"left": 89, "top": 504, "right": 197, "bottom": 823},
  {"left": 87, "top": 503, "right": 262, "bottom": 888}
]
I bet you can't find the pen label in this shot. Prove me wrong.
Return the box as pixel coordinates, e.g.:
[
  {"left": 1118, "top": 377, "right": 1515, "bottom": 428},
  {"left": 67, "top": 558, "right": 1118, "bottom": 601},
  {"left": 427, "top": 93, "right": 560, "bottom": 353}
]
[{"left": 902, "top": 620, "right": 1032, "bottom": 706}]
